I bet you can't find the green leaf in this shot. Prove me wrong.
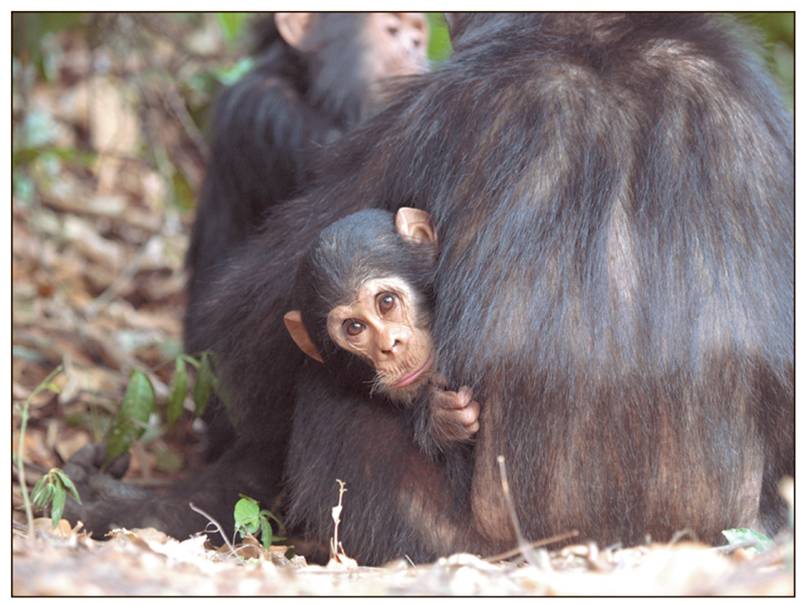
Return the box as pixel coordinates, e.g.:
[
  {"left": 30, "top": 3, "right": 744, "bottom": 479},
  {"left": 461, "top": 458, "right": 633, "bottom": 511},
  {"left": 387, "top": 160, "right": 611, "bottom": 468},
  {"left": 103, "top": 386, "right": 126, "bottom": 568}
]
[
  {"left": 181, "top": 354, "right": 201, "bottom": 369},
  {"left": 426, "top": 13, "right": 452, "bottom": 63},
  {"left": 121, "top": 370, "right": 156, "bottom": 424},
  {"left": 50, "top": 484, "right": 66, "bottom": 527},
  {"left": 259, "top": 513, "right": 273, "bottom": 550},
  {"left": 104, "top": 370, "right": 156, "bottom": 462},
  {"left": 234, "top": 496, "right": 260, "bottom": 537},
  {"left": 722, "top": 528, "right": 774, "bottom": 553},
  {"left": 261, "top": 509, "right": 286, "bottom": 535},
  {"left": 53, "top": 468, "right": 81, "bottom": 504},
  {"left": 214, "top": 56, "right": 254, "bottom": 86},
  {"left": 13, "top": 145, "right": 96, "bottom": 169},
  {"left": 171, "top": 168, "right": 195, "bottom": 213},
  {"left": 166, "top": 356, "right": 188, "bottom": 426},
  {"left": 31, "top": 477, "right": 53, "bottom": 508},
  {"left": 192, "top": 353, "right": 214, "bottom": 416},
  {"left": 217, "top": 13, "right": 249, "bottom": 42}
]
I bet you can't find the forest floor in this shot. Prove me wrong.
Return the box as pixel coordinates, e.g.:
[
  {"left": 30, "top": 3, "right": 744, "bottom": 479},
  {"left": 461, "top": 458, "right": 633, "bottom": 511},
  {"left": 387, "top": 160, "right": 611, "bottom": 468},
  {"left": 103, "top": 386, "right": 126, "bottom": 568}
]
[
  {"left": 11, "top": 15, "right": 794, "bottom": 596},
  {"left": 11, "top": 519, "right": 794, "bottom": 596}
]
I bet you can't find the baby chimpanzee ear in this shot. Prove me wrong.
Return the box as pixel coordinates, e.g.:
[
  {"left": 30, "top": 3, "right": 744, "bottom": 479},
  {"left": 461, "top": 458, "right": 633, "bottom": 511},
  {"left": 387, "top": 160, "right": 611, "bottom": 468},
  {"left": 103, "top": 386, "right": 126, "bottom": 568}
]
[
  {"left": 283, "top": 310, "right": 324, "bottom": 363},
  {"left": 395, "top": 207, "right": 437, "bottom": 245}
]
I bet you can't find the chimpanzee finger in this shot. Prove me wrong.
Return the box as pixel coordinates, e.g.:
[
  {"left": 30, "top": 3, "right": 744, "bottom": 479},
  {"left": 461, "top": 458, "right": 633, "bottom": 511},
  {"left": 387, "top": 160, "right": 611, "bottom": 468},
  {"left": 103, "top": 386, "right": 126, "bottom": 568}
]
[
  {"left": 453, "top": 402, "right": 480, "bottom": 427},
  {"left": 457, "top": 386, "right": 474, "bottom": 407},
  {"left": 464, "top": 400, "right": 481, "bottom": 426}
]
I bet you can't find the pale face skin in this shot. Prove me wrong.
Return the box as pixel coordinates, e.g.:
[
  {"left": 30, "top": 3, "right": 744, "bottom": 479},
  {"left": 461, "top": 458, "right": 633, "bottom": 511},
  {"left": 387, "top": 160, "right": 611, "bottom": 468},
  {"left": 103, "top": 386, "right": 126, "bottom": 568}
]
[
  {"left": 364, "top": 12, "right": 429, "bottom": 78},
  {"left": 326, "top": 276, "right": 434, "bottom": 401},
  {"left": 276, "top": 12, "right": 429, "bottom": 79}
]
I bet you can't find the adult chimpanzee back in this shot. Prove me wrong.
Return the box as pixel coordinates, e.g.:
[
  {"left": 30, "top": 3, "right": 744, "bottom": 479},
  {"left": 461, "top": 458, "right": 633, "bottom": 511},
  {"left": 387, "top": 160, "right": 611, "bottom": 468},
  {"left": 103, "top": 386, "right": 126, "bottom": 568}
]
[
  {"left": 262, "top": 13, "right": 793, "bottom": 559},
  {"left": 66, "top": 14, "right": 792, "bottom": 565}
]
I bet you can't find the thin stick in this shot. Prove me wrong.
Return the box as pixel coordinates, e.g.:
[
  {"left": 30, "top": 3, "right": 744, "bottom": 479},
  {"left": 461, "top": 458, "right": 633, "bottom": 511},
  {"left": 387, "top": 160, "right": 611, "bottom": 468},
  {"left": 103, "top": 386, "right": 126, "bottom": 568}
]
[
  {"left": 485, "top": 530, "right": 579, "bottom": 563},
  {"left": 496, "top": 455, "right": 543, "bottom": 568},
  {"left": 16, "top": 365, "right": 63, "bottom": 538},
  {"left": 330, "top": 479, "right": 348, "bottom": 560},
  {"left": 188, "top": 502, "right": 236, "bottom": 556}
]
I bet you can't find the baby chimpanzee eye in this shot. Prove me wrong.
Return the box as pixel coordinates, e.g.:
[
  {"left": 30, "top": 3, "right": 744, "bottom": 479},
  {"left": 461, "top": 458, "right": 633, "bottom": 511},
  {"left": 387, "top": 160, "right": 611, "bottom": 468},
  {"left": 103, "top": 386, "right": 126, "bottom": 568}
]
[
  {"left": 344, "top": 320, "right": 366, "bottom": 337},
  {"left": 377, "top": 292, "right": 397, "bottom": 314}
]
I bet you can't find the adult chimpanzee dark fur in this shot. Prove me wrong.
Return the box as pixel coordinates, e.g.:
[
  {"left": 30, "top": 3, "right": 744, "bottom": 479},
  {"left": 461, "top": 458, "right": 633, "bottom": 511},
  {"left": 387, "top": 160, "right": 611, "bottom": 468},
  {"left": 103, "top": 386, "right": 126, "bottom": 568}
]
[
  {"left": 65, "top": 13, "right": 792, "bottom": 565},
  {"left": 184, "top": 13, "right": 428, "bottom": 460}
]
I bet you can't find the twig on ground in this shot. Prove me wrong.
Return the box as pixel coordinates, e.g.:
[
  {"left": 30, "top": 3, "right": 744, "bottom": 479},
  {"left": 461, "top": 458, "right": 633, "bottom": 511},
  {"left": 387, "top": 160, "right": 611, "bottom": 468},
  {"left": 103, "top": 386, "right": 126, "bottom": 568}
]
[
  {"left": 329, "top": 479, "right": 347, "bottom": 560},
  {"left": 485, "top": 529, "right": 579, "bottom": 564},
  {"left": 496, "top": 455, "right": 544, "bottom": 569},
  {"left": 669, "top": 528, "right": 698, "bottom": 545},
  {"left": 188, "top": 501, "right": 236, "bottom": 557}
]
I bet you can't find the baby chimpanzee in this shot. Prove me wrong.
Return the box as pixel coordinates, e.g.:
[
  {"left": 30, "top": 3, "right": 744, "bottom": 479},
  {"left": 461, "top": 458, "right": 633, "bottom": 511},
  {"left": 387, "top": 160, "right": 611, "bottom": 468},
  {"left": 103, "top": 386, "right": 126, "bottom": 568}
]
[{"left": 283, "top": 207, "right": 480, "bottom": 456}]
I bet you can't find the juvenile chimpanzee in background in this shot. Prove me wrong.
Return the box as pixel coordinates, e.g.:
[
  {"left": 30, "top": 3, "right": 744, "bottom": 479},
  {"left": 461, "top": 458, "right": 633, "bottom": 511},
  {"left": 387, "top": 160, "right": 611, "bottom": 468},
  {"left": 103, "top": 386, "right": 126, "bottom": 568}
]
[
  {"left": 185, "top": 12, "right": 429, "bottom": 459},
  {"left": 283, "top": 207, "right": 481, "bottom": 458},
  {"left": 64, "top": 13, "right": 792, "bottom": 566},
  {"left": 185, "top": 12, "right": 428, "bottom": 304}
]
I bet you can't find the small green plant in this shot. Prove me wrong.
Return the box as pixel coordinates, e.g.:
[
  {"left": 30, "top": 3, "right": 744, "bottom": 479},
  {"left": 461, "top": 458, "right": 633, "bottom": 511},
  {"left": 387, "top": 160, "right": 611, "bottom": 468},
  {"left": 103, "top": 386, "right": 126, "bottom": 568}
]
[
  {"left": 722, "top": 528, "right": 774, "bottom": 553},
  {"left": 103, "top": 352, "right": 220, "bottom": 464},
  {"left": 189, "top": 351, "right": 215, "bottom": 416},
  {"left": 31, "top": 468, "right": 81, "bottom": 528},
  {"left": 166, "top": 356, "right": 188, "bottom": 425},
  {"left": 15, "top": 365, "right": 63, "bottom": 537},
  {"left": 167, "top": 351, "right": 218, "bottom": 422},
  {"left": 233, "top": 494, "right": 285, "bottom": 551}
]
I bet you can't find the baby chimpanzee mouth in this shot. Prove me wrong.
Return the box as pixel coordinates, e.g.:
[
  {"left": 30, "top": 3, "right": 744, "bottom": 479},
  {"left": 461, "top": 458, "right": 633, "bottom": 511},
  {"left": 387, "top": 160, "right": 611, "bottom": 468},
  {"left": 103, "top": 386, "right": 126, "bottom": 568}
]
[{"left": 391, "top": 355, "right": 433, "bottom": 389}]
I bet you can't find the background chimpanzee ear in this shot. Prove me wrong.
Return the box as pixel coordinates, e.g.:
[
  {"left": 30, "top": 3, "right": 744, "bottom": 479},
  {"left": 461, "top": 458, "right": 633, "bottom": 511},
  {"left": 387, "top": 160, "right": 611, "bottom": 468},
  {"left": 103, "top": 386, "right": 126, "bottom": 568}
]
[
  {"left": 395, "top": 207, "right": 437, "bottom": 245},
  {"left": 283, "top": 310, "right": 324, "bottom": 363},
  {"left": 274, "top": 13, "right": 316, "bottom": 51}
]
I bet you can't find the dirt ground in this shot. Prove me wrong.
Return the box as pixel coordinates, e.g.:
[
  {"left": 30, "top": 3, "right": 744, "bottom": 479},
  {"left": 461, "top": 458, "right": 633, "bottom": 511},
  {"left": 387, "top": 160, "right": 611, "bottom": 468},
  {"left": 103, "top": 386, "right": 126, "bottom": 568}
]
[{"left": 10, "top": 519, "right": 794, "bottom": 596}]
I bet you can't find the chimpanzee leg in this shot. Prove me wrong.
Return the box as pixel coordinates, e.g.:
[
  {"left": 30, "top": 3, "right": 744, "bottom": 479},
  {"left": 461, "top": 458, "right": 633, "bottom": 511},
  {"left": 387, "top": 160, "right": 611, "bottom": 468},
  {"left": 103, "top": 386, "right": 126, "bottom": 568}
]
[
  {"left": 284, "top": 365, "right": 508, "bottom": 566},
  {"left": 62, "top": 437, "right": 280, "bottom": 542}
]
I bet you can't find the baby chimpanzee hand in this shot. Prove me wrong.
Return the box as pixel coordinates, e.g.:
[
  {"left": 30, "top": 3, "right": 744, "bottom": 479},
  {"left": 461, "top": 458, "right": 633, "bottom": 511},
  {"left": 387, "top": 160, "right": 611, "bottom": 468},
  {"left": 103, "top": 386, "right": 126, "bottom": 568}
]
[{"left": 427, "top": 374, "right": 481, "bottom": 447}]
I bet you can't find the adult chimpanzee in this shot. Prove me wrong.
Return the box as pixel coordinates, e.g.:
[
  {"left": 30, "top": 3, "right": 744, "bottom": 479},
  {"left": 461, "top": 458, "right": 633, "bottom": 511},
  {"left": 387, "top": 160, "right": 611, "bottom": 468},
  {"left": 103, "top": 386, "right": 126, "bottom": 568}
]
[
  {"left": 185, "top": 12, "right": 429, "bottom": 459},
  {"left": 64, "top": 13, "right": 792, "bottom": 565}
]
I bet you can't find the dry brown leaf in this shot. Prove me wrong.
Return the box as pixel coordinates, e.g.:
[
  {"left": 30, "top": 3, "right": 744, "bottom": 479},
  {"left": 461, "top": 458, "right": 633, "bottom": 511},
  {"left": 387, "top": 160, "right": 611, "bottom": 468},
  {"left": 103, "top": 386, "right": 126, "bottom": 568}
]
[
  {"left": 54, "top": 429, "right": 92, "bottom": 461},
  {"left": 58, "top": 361, "right": 120, "bottom": 405},
  {"left": 13, "top": 429, "right": 55, "bottom": 468},
  {"left": 32, "top": 517, "right": 74, "bottom": 538},
  {"left": 62, "top": 215, "right": 126, "bottom": 271}
]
